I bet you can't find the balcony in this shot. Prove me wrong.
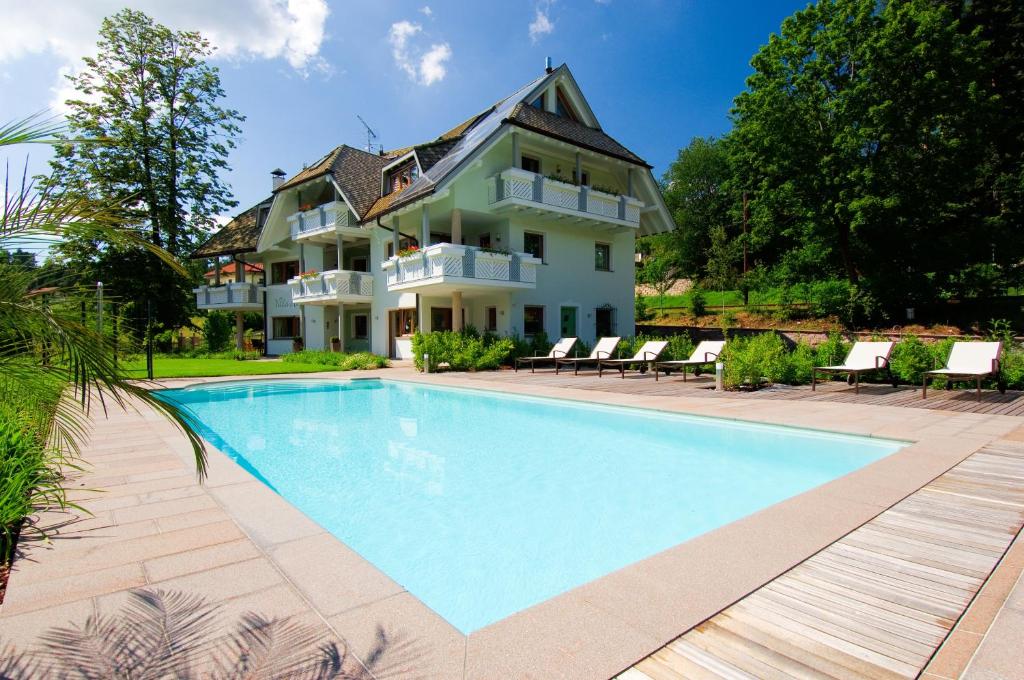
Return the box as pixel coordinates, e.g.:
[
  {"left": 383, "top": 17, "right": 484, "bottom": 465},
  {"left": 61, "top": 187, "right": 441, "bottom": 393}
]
[
  {"left": 287, "top": 201, "right": 361, "bottom": 243},
  {"left": 382, "top": 243, "right": 540, "bottom": 294},
  {"left": 487, "top": 167, "right": 643, "bottom": 227},
  {"left": 288, "top": 270, "right": 373, "bottom": 305},
  {"left": 193, "top": 282, "right": 264, "bottom": 312}
]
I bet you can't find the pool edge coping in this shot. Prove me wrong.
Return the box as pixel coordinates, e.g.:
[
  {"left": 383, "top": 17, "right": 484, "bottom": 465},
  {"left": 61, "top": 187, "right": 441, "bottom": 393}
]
[{"left": 145, "top": 369, "right": 1017, "bottom": 679}]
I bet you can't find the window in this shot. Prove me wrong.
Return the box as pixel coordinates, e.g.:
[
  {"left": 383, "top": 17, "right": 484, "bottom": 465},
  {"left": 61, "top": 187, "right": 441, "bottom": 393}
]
[
  {"left": 573, "top": 169, "right": 590, "bottom": 186},
  {"left": 524, "top": 305, "right": 544, "bottom": 336},
  {"left": 272, "top": 316, "right": 301, "bottom": 339},
  {"left": 352, "top": 314, "right": 368, "bottom": 339},
  {"left": 530, "top": 93, "right": 545, "bottom": 110},
  {"left": 431, "top": 307, "right": 453, "bottom": 332},
  {"left": 386, "top": 160, "right": 419, "bottom": 195},
  {"left": 520, "top": 155, "right": 541, "bottom": 174},
  {"left": 524, "top": 231, "right": 544, "bottom": 261},
  {"left": 595, "top": 243, "right": 611, "bottom": 271},
  {"left": 351, "top": 256, "right": 368, "bottom": 272},
  {"left": 555, "top": 88, "right": 580, "bottom": 122},
  {"left": 430, "top": 231, "right": 448, "bottom": 246},
  {"left": 485, "top": 306, "right": 498, "bottom": 332},
  {"left": 479, "top": 233, "right": 492, "bottom": 249},
  {"left": 595, "top": 306, "right": 616, "bottom": 337},
  {"left": 270, "top": 260, "right": 299, "bottom": 284},
  {"left": 394, "top": 309, "right": 417, "bottom": 336}
]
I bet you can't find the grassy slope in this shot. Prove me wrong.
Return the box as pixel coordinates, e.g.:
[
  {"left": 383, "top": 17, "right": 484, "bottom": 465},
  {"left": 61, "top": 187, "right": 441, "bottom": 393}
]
[{"left": 122, "top": 358, "right": 349, "bottom": 379}]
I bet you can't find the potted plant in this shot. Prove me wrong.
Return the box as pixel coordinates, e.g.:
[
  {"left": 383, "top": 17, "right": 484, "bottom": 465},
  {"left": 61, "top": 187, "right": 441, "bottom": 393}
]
[
  {"left": 298, "top": 269, "right": 319, "bottom": 280},
  {"left": 330, "top": 336, "right": 341, "bottom": 352},
  {"left": 292, "top": 336, "right": 304, "bottom": 352},
  {"left": 397, "top": 245, "right": 420, "bottom": 258}
]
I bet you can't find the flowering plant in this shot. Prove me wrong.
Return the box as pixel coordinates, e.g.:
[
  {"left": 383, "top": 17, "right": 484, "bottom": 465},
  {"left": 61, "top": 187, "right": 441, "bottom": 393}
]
[
  {"left": 298, "top": 269, "right": 319, "bottom": 279},
  {"left": 397, "top": 245, "right": 420, "bottom": 258}
]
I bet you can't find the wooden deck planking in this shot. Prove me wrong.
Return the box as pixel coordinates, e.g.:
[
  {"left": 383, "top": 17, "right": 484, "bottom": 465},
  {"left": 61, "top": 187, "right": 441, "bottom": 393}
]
[
  {"left": 617, "top": 443, "right": 1024, "bottom": 679},
  {"left": 473, "top": 370, "right": 1024, "bottom": 416}
]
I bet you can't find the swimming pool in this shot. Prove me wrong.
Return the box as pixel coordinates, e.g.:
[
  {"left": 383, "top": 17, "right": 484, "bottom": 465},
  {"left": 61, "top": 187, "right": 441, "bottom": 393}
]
[{"left": 158, "top": 379, "right": 903, "bottom": 633}]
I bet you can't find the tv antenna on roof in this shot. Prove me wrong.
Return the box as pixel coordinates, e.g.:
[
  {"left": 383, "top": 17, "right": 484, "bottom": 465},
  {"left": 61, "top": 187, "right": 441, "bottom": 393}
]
[{"left": 356, "top": 115, "right": 381, "bottom": 154}]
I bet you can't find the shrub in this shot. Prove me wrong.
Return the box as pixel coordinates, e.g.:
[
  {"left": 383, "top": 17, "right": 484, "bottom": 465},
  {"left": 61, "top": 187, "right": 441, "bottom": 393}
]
[
  {"left": 722, "top": 332, "right": 790, "bottom": 388},
  {"left": 1001, "top": 349, "right": 1024, "bottom": 390},
  {"left": 0, "top": 388, "right": 64, "bottom": 562},
  {"left": 411, "top": 331, "right": 514, "bottom": 371},
  {"left": 635, "top": 296, "right": 654, "bottom": 322},
  {"left": 203, "top": 311, "right": 232, "bottom": 352},
  {"left": 809, "top": 279, "right": 852, "bottom": 321},
  {"left": 787, "top": 340, "right": 817, "bottom": 385},
  {"left": 664, "top": 334, "right": 695, "bottom": 362},
  {"left": 282, "top": 350, "right": 387, "bottom": 370},
  {"left": 689, "top": 287, "right": 706, "bottom": 317},
  {"left": 815, "top": 332, "right": 851, "bottom": 367},
  {"left": 889, "top": 336, "right": 935, "bottom": 384}
]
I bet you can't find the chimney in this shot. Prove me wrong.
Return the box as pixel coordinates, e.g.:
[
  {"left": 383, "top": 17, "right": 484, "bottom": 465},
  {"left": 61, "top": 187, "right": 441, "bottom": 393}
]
[
  {"left": 270, "top": 168, "right": 286, "bottom": 190},
  {"left": 545, "top": 56, "right": 553, "bottom": 73}
]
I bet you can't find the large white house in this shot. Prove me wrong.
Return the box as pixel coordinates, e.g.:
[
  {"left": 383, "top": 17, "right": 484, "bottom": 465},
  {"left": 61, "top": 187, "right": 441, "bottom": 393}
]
[{"left": 192, "top": 63, "right": 673, "bottom": 358}]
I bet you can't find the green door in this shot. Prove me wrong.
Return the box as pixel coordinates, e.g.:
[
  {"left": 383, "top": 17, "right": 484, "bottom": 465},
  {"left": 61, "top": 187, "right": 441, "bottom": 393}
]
[{"left": 560, "top": 306, "right": 577, "bottom": 339}]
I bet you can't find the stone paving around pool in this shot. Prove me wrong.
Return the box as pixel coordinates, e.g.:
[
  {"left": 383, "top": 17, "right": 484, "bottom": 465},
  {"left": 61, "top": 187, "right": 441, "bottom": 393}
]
[{"left": 1, "top": 366, "right": 1022, "bottom": 679}]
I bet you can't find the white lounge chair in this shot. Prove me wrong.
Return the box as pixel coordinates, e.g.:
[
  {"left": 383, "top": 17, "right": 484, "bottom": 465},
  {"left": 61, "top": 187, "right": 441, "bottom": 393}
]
[
  {"left": 598, "top": 340, "right": 669, "bottom": 378},
  {"left": 514, "top": 337, "right": 578, "bottom": 372},
  {"left": 555, "top": 336, "right": 621, "bottom": 375},
  {"left": 654, "top": 340, "right": 725, "bottom": 382},
  {"left": 923, "top": 341, "right": 1004, "bottom": 401},
  {"left": 812, "top": 341, "right": 896, "bottom": 394}
]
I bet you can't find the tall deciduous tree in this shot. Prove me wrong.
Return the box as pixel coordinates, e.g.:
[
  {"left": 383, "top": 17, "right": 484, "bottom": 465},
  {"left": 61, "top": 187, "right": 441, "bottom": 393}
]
[
  {"left": 661, "top": 136, "right": 734, "bottom": 279},
  {"left": 729, "top": 0, "right": 1000, "bottom": 313},
  {"left": 46, "top": 9, "right": 243, "bottom": 333}
]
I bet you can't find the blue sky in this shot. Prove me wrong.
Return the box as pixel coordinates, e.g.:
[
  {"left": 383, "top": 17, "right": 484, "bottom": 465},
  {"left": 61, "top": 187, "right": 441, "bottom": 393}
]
[{"left": 0, "top": 0, "right": 805, "bottom": 230}]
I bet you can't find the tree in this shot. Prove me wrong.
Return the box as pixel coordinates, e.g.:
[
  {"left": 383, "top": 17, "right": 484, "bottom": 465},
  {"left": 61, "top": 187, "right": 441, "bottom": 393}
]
[
  {"left": 661, "top": 137, "right": 734, "bottom": 279},
  {"left": 729, "top": 0, "right": 1000, "bottom": 314},
  {"left": 46, "top": 9, "right": 243, "bottom": 334},
  {"left": 636, "top": 233, "right": 682, "bottom": 313}
]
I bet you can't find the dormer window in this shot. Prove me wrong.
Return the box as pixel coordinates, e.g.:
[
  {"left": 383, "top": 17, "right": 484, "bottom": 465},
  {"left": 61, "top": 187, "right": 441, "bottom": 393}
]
[
  {"left": 530, "top": 93, "right": 545, "bottom": 110},
  {"left": 386, "top": 159, "right": 419, "bottom": 195},
  {"left": 555, "top": 87, "right": 580, "bottom": 122}
]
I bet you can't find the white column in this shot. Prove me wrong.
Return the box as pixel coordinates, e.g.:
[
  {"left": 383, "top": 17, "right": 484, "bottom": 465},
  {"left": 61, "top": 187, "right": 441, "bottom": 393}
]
[
  {"left": 575, "top": 152, "right": 582, "bottom": 185},
  {"left": 452, "top": 291, "right": 463, "bottom": 332},
  {"left": 336, "top": 304, "right": 344, "bottom": 352},
  {"left": 421, "top": 204, "right": 430, "bottom": 246},
  {"left": 451, "top": 208, "right": 462, "bottom": 245},
  {"left": 511, "top": 131, "right": 520, "bottom": 168},
  {"left": 336, "top": 234, "right": 343, "bottom": 271}
]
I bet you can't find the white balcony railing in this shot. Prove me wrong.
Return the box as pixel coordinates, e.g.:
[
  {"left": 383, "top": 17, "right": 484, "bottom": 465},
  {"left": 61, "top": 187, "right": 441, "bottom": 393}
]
[
  {"left": 287, "top": 201, "right": 352, "bottom": 241},
  {"left": 487, "top": 167, "right": 643, "bottom": 225},
  {"left": 193, "top": 282, "right": 264, "bottom": 310},
  {"left": 381, "top": 243, "right": 540, "bottom": 290},
  {"left": 288, "top": 270, "right": 373, "bottom": 303}
]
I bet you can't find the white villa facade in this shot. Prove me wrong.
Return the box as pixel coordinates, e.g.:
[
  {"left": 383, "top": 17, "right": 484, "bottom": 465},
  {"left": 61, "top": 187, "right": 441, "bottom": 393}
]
[{"left": 192, "top": 64, "right": 673, "bottom": 358}]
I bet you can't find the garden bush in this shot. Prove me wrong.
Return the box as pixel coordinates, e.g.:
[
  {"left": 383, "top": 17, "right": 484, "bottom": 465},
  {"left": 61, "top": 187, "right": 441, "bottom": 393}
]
[
  {"left": 689, "top": 287, "right": 707, "bottom": 317},
  {"left": 282, "top": 350, "right": 387, "bottom": 370},
  {"left": 722, "top": 332, "right": 791, "bottom": 388},
  {"left": 889, "top": 335, "right": 954, "bottom": 384},
  {"left": 202, "top": 311, "right": 232, "bottom": 352},
  {"left": 808, "top": 279, "right": 853, "bottom": 321},
  {"left": 815, "top": 332, "right": 851, "bottom": 367},
  {"left": 411, "top": 331, "right": 514, "bottom": 371}
]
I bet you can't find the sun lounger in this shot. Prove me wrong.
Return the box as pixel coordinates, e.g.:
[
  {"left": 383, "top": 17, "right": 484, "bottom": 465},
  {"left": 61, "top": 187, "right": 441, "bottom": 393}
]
[
  {"left": 598, "top": 340, "right": 669, "bottom": 378},
  {"left": 514, "top": 337, "right": 578, "bottom": 372},
  {"left": 923, "top": 341, "right": 1004, "bottom": 400},
  {"left": 654, "top": 340, "right": 725, "bottom": 382},
  {"left": 812, "top": 341, "right": 895, "bottom": 394},
  {"left": 555, "top": 337, "right": 621, "bottom": 375}
]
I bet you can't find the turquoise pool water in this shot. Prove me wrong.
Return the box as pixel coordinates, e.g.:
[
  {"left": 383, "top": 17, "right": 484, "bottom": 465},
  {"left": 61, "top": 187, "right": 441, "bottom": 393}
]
[{"left": 158, "top": 379, "right": 903, "bottom": 633}]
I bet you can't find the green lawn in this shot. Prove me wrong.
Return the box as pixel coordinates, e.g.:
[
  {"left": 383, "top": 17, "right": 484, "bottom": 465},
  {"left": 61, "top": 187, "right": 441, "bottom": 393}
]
[
  {"left": 640, "top": 287, "right": 796, "bottom": 309},
  {"left": 123, "top": 357, "right": 350, "bottom": 379}
]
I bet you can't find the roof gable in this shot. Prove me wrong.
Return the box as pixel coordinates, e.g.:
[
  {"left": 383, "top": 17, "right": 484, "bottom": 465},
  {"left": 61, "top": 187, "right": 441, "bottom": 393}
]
[{"left": 192, "top": 197, "right": 273, "bottom": 258}]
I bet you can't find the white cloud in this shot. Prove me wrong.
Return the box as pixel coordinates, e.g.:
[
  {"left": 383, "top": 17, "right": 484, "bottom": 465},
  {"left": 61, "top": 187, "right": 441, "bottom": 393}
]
[
  {"left": 420, "top": 6, "right": 433, "bottom": 16},
  {"left": 388, "top": 20, "right": 451, "bottom": 86},
  {"left": 0, "top": 0, "right": 332, "bottom": 110},
  {"left": 419, "top": 43, "right": 452, "bottom": 86},
  {"left": 529, "top": 5, "right": 554, "bottom": 43}
]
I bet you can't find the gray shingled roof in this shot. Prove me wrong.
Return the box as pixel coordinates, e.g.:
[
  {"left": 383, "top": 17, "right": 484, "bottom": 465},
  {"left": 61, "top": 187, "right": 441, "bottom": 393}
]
[
  {"left": 506, "top": 103, "right": 649, "bottom": 167},
  {"left": 192, "top": 197, "right": 272, "bottom": 258},
  {"left": 273, "top": 145, "right": 393, "bottom": 219}
]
